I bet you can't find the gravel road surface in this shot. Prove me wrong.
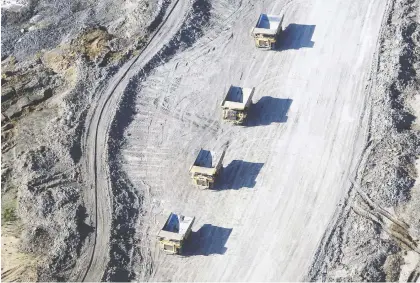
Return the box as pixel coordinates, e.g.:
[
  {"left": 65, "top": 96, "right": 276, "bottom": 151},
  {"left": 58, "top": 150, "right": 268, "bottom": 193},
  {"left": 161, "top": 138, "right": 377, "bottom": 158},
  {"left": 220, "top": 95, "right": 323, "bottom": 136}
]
[
  {"left": 76, "top": 0, "right": 190, "bottom": 280},
  {"left": 120, "top": 0, "right": 388, "bottom": 280}
]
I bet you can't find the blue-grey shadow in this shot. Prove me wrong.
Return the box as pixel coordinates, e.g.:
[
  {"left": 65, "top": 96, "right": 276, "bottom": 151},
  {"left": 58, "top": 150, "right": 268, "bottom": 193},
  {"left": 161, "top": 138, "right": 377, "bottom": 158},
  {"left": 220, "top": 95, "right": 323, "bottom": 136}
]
[
  {"left": 277, "top": 24, "right": 315, "bottom": 50},
  {"left": 195, "top": 149, "right": 213, "bottom": 168},
  {"left": 215, "top": 160, "right": 264, "bottom": 190},
  {"left": 183, "top": 225, "right": 232, "bottom": 256},
  {"left": 246, "top": 97, "right": 292, "bottom": 126}
]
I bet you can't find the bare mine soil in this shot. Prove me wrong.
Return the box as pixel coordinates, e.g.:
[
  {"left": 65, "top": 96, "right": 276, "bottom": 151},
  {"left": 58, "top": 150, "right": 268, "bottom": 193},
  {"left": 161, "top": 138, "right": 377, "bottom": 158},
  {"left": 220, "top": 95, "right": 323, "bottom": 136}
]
[{"left": 1, "top": 0, "right": 419, "bottom": 281}]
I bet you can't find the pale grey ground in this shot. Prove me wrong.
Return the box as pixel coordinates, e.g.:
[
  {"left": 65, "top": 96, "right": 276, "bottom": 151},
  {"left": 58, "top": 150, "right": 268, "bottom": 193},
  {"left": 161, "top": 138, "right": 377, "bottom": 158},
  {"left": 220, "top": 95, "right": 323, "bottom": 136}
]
[
  {"left": 120, "top": 0, "right": 390, "bottom": 280},
  {"left": 2, "top": 0, "right": 419, "bottom": 281}
]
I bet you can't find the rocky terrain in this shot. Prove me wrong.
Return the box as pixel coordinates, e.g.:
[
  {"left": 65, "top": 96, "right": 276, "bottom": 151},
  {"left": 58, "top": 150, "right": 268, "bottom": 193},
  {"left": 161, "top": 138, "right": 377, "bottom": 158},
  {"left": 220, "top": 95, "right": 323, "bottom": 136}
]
[
  {"left": 1, "top": 0, "right": 160, "bottom": 280},
  {"left": 1, "top": 0, "right": 419, "bottom": 281}
]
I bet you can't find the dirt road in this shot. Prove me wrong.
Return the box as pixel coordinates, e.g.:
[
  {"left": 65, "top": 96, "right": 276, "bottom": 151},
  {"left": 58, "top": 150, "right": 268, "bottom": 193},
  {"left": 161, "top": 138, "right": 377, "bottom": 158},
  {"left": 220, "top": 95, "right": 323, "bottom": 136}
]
[
  {"left": 75, "top": 1, "right": 191, "bottom": 280},
  {"left": 119, "top": 0, "right": 389, "bottom": 280}
]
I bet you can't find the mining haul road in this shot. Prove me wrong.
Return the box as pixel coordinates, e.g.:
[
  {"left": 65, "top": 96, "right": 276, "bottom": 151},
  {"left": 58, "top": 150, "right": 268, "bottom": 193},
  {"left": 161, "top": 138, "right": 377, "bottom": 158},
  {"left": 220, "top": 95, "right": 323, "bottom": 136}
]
[
  {"left": 76, "top": 0, "right": 190, "bottom": 280},
  {"left": 121, "top": 0, "right": 389, "bottom": 281}
]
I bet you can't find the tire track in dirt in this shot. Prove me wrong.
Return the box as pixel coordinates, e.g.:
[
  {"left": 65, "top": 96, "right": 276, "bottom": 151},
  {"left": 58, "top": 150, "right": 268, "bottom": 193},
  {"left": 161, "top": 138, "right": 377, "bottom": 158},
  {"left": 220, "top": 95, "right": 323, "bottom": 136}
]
[
  {"left": 107, "top": 0, "right": 215, "bottom": 278},
  {"left": 77, "top": 0, "right": 189, "bottom": 281},
  {"left": 120, "top": 0, "right": 389, "bottom": 280},
  {"left": 351, "top": 180, "right": 419, "bottom": 253},
  {"left": 305, "top": 0, "right": 400, "bottom": 279}
]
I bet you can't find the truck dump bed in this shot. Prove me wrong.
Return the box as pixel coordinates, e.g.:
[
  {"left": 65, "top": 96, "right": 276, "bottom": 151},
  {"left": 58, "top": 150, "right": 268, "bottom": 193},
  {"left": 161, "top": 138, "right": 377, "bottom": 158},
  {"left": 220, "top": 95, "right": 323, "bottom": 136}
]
[
  {"left": 190, "top": 148, "right": 226, "bottom": 175},
  {"left": 221, "top": 86, "right": 255, "bottom": 110},
  {"left": 157, "top": 213, "right": 195, "bottom": 241},
  {"left": 253, "top": 14, "right": 283, "bottom": 35}
]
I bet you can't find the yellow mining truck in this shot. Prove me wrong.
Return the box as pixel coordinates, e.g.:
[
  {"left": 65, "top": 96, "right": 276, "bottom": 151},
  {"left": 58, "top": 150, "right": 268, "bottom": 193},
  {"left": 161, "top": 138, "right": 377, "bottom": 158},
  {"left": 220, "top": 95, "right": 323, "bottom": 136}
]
[
  {"left": 251, "top": 14, "right": 284, "bottom": 49},
  {"left": 221, "top": 85, "right": 255, "bottom": 125},
  {"left": 189, "top": 147, "right": 226, "bottom": 189},
  {"left": 156, "top": 213, "right": 195, "bottom": 254}
]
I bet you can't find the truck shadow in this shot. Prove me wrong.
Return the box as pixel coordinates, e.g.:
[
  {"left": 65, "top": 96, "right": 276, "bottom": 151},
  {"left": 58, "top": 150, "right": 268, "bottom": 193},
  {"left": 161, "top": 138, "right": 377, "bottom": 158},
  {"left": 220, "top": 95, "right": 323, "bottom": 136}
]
[
  {"left": 246, "top": 97, "right": 292, "bottom": 126},
  {"left": 215, "top": 160, "right": 264, "bottom": 190},
  {"left": 276, "top": 24, "right": 316, "bottom": 50},
  {"left": 183, "top": 225, "right": 232, "bottom": 256}
]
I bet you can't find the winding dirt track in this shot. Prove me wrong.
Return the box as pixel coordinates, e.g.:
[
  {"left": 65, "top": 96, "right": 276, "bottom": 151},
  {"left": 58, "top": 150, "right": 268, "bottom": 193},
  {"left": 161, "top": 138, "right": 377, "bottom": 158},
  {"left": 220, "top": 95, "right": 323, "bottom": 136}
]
[
  {"left": 120, "top": 0, "right": 388, "bottom": 281},
  {"left": 76, "top": 1, "right": 190, "bottom": 280}
]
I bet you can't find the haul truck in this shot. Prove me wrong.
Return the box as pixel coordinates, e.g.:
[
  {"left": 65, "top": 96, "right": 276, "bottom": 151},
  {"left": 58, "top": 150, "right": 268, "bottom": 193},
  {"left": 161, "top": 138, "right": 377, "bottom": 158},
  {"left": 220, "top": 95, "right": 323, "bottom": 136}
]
[
  {"left": 221, "top": 85, "right": 255, "bottom": 125},
  {"left": 189, "top": 148, "right": 226, "bottom": 189},
  {"left": 251, "top": 14, "right": 284, "bottom": 49},
  {"left": 157, "top": 213, "right": 195, "bottom": 254}
]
